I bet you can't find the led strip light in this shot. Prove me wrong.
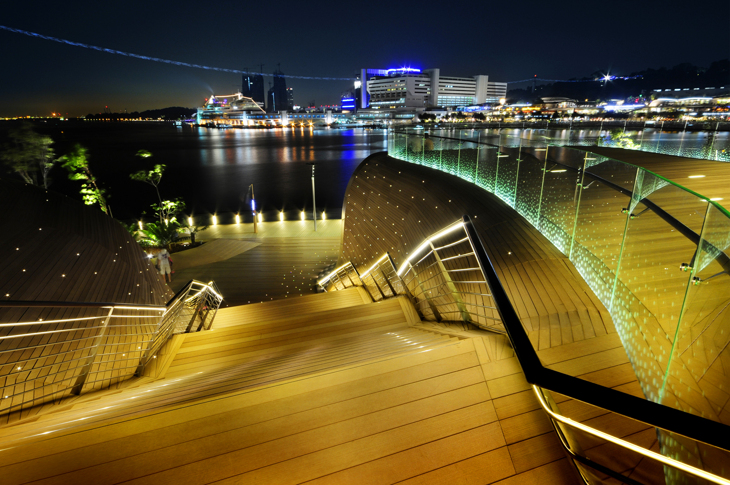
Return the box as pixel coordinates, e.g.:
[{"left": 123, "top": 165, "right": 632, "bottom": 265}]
[{"left": 532, "top": 386, "right": 730, "bottom": 485}]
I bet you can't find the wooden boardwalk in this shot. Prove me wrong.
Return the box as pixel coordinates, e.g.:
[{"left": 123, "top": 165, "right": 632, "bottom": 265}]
[
  {"left": 0, "top": 285, "right": 659, "bottom": 483},
  {"left": 170, "top": 237, "right": 340, "bottom": 307},
  {"left": 0, "top": 290, "right": 589, "bottom": 485}
]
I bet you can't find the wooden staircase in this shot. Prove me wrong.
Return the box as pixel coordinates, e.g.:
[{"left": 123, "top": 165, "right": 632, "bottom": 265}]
[{"left": 0, "top": 288, "right": 581, "bottom": 485}]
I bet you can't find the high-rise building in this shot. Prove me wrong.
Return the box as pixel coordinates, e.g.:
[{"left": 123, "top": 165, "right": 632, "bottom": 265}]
[
  {"left": 242, "top": 71, "right": 265, "bottom": 107},
  {"left": 286, "top": 87, "right": 294, "bottom": 110},
  {"left": 267, "top": 68, "right": 289, "bottom": 112}
]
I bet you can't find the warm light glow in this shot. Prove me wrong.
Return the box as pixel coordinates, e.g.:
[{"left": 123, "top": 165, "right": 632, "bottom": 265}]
[
  {"left": 212, "top": 215, "right": 217, "bottom": 225},
  {"left": 258, "top": 213, "right": 263, "bottom": 223},
  {"left": 532, "top": 386, "right": 730, "bottom": 485},
  {"left": 322, "top": 212, "right": 326, "bottom": 221},
  {"left": 688, "top": 175, "right": 706, "bottom": 178},
  {"left": 397, "top": 221, "right": 465, "bottom": 276},
  {"left": 188, "top": 217, "right": 193, "bottom": 226},
  {"left": 138, "top": 221, "right": 143, "bottom": 230},
  {"left": 279, "top": 212, "right": 284, "bottom": 222},
  {"left": 361, "top": 254, "right": 389, "bottom": 278},
  {"left": 317, "top": 262, "right": 354, "bottom": 286},
  {"left": 301, "top": 211, "right": 305, "bottom": 221},
  {"left": 235, "top": 214, "right": 240, "bottom": 224}
]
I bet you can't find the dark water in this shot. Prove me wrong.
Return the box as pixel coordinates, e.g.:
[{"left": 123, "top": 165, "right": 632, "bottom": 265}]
[{"left": 4, "top": 121, "right": 387, "bottom": 221}]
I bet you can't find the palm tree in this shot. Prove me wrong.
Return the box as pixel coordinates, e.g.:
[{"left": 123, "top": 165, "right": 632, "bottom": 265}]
[{"left": 138, "top": 220, "right": 187, "bottom": 251}]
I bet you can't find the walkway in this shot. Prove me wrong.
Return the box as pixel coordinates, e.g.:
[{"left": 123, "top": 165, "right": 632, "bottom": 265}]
[{"left": 169, "top": 220, "right": 342, "bottom": 307}]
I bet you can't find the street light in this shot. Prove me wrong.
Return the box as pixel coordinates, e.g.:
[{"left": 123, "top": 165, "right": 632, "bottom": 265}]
[{"left": 306, "top": 163, "right": 317, "bottom": 231}]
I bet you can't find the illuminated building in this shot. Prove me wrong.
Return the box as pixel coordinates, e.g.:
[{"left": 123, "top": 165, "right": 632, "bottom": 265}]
[
  {"left": 286, "top": 87, "right": 294, "bottom": 110},
  {"left": 196, "top": 93, "right": 265, "bottom": 125},
  {"left": 356, "top": 67, "right": 507, "bottom": 110}
]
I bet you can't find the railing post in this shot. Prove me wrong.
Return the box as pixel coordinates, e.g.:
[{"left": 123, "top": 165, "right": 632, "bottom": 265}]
[
  {"left": 474, "top": 133, "right": 481, "bottom": 184},
  {"left": 457, "top": 131, "right": 461, "bottom": 176},
  {"left": 408, "top": 262, "right": 442, "bottom": 322},
  {"left": 185, "top": 290, "right": 207, "bottom": 333},
  {"left": 568, "top": 153, "right": 591, "bottom": 259},
  {"left": 439, "top": 137, "right": 443, "bottom": 170},
  {"left": 536, "top": 146, "right": 549, "bottom": 226},
  {"left": 70, "top": 306, "right": 114, "bottom": 395},
  {"left": 376, "top": 265, "right": 398, "bottom": 297},
  {"left": 609, "top": 167, "right": 640, "bottom": 311},
  {"left": 366, "top": 273, "right": 386, "bottom": 300}
]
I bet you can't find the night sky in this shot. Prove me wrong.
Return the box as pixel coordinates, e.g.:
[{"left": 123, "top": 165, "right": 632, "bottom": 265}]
[{"left": 1, "top": 0, "right": 728, "bottom": 117}]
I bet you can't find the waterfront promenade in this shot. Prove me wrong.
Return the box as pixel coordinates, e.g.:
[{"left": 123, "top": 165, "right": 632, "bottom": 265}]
[{"left": 169, "top": 220, "right": 343, "bottom": 307}]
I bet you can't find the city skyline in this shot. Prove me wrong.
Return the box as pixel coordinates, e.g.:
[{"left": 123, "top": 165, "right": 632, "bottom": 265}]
[{"left": 1, "top": 0, "right": 728, "bottom": 117}]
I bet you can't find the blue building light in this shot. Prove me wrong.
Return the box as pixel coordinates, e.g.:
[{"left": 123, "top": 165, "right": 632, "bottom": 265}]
[{"left": 386, "top": 67, "right": 421, "bottom": 74}]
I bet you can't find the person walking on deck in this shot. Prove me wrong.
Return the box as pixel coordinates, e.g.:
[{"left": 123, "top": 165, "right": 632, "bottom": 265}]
[{"left": 157, "top": 248, "right": 172, "bottom": 283}]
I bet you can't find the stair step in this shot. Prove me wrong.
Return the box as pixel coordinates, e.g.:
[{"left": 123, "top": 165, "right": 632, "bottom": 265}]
[{"left": 213, "top": 287, "right": 370, "bottom": 328}]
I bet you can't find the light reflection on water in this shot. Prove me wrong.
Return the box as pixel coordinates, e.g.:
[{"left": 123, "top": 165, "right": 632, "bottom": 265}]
[{"left": 33, "top": 123, "right": 386, "bottom": 220}]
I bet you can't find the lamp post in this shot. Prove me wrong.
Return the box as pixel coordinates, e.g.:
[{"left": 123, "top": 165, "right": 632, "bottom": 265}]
[
  {"left": 250, "top": 184, "right": 258, "bottom": 234},
  {"left": 307, "top": 163, "right": 317, "bottom": 231}
]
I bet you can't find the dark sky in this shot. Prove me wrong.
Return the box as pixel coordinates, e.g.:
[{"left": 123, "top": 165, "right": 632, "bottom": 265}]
[{"left": 1, "top": 0, "right": 728, "bottom": 117}]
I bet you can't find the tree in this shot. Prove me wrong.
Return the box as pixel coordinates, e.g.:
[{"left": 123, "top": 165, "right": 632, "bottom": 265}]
[
  {"left": 60, "top": 145, "right": 111, "bottom": 215},
  {"left": 130, "top": 153, "right": 165, "bottom": 203},
  {"left": 148, "top": 198, "right": 186, "bottom": 225},
  {"left": 1, "top": 122, "right": 56, "bottom": 188}
]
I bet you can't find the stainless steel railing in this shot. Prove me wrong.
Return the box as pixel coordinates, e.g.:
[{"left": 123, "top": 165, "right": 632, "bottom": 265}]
[
  {"left": 0, "top": 279, "right": 222, "bottom": 417},
  {"left": 318, "top": 220, "right": 505, "bottom": 334},
  {"left": 322, "top": 216, "right": 730, "bottom": 483}
]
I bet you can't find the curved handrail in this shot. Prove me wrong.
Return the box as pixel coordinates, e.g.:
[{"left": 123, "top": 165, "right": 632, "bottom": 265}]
[
  {"left": 462, "top": 215, "right": 730, "bottom": 484},
  {"left": 462, "top": 215, "right": 730, "bottom": 451}
]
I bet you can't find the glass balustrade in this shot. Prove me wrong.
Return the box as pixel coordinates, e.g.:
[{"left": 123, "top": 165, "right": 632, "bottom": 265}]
[{"left": 388, "top": 129, "right": 730, "bottom": 432}]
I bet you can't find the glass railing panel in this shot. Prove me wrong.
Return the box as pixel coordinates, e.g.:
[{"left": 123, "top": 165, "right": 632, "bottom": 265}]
[
  {"left": 440, "top": 137, "right": 461, "bottom": 177},
  {"left": 421, "top": 136, "right": 440, "bottom": 170},
  {"left": 662, "top": 202, "right": 730, "bottom": 425},
  {"left": 494, "top": 148, "right": 519, "bottom": 207},
  {"left": 612, "top": 178, "right": 699, "bottom": 404},
  {"left": 513, "top": 150, "right": 546, "bottom": 226},
  {"left": 457, "top": 142, "right": 479, "bottom": 184},
  {"left": 536, "top": 157, "right": 579, "bottom": 255},
  {"left": 476, "top": 144, "right": 499, "bottom": 193},
  {"left": 405, "top": 134, "right": 427, "bottom": 166},
  {"left": 634, "top": 170, "right": 708, "bottom": 236},
  {"left": 570, "top": 160, "right": 637, "bottom": 305}
]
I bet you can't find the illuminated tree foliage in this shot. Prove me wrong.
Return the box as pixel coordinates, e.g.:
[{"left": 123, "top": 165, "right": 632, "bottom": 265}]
[
  {"left": 130, "top": 152, "right": 181, "bottom": 224},
  {"left": 0, "top": 122, "right": 56, "bottom": 188},
  {"left": 138, "top": 220, "right": 188, "bottom": 250},
  {"left": 150, "top": 198, "right": 186, "bottom": 225},
  {"left": 60, "top": 144, "right": 111, "bottom": 215},
  {"left": 130, "top": 157, "right": 164, "bottom": 205}
]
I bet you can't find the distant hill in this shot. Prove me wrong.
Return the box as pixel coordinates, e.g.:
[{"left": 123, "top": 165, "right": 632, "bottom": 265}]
[
  {"left": 85, "top": 107, "right": 196, "bottom": 120},
  {"left": 507, "top": 59, "right": 729, "bottom": 103}
]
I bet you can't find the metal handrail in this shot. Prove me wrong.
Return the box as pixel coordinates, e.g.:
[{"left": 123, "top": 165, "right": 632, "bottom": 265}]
[
  {"left": 461, "top": 215, "right": 730, "bottom": 481},
  {"left": 325, "top": 212, "right": 730, "bottom": 481},
  {"left": 0, "top": 279, "right": 223, "bottom": 416}
]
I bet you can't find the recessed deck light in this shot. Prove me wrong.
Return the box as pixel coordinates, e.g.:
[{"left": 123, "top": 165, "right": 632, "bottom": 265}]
[{"left": 688, "top": 175, "right": 705, "bottom": 178}]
